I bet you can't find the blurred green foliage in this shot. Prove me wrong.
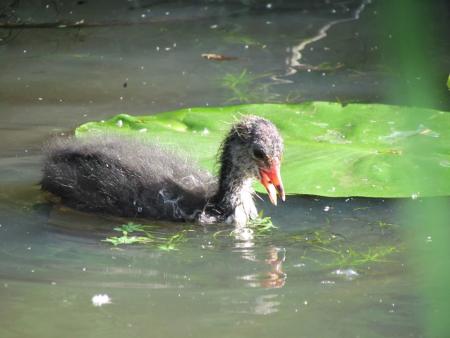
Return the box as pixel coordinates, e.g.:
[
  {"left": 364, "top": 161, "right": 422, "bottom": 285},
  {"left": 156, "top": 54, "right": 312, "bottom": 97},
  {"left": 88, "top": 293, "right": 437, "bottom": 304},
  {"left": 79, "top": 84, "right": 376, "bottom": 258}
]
[{"left": 380, "top": 1, "right": 450, "bottom": 336}]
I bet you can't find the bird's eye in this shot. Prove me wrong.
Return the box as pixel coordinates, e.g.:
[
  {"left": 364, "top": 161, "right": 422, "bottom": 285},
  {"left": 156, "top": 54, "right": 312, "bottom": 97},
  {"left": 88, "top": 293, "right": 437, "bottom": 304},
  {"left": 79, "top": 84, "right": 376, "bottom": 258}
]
[{"left": 252, "top": 148, "right": 266, "bottom": 160}]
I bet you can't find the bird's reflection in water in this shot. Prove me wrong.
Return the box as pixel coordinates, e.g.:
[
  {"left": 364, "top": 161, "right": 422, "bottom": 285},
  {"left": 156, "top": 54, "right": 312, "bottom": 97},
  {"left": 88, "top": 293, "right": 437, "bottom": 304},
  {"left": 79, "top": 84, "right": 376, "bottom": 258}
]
[
  {"left": 262, "top": 246, "right": 286, "bottom": 289},
  {"left": 233, "top": 226, "right": 286, "bottom": 289}
]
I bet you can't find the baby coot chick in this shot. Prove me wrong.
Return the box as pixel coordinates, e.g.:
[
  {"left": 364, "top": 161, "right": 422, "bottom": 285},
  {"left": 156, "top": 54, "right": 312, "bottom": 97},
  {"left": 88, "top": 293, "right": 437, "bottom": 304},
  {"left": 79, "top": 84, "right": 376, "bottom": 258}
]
[{"left": 41, "top": 116, "right": 284, "bottom": 226}]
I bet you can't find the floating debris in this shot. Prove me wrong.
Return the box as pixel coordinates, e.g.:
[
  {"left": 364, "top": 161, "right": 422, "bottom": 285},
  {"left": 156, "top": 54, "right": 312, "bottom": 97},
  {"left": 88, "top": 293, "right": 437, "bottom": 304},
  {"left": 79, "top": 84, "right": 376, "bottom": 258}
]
[
  {"left": 201, "top": 53, "right": 238, "bottom": 61},
  {"left": 293, "top": 263, "right": 306, "bottom": 268},
  {"left": 320, "top": 280, "right": 336, "bottom": 285},
  {"left": 91, "top": 294, "right": 112, "bottom": 307},
  {"left": 332, "top": 268, "right": 359, "bottom": 280}
]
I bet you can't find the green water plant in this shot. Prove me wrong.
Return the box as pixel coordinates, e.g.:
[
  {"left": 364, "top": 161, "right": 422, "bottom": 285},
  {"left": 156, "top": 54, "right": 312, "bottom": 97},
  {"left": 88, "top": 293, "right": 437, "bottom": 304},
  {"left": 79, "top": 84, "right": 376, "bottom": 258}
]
[
  {"left": 103, "top": 222, "right": 189, "bottom": 251},
  {"left": 213, "top": 214, "right": 277, "bottom": 240},
  {"left": 220, "top": 69, "right": 276, "bottom": 103},
  {"left": 248, "top": 213, "right": 277, "bottom": 234},
  {"left": 157, "top": 232, "right": 188, "bottom": 251},
  {"left": 289, "top": 229, "right": 342, "bottom": 246},
  {"left": 315, "top": 245, "right": 399, "bottom": 268},
  {"left": 286, "top": 228, "right": 398, "bottom": 268},
  {"left": 103, "top": 222, "right": 154, "bottom": 246}
]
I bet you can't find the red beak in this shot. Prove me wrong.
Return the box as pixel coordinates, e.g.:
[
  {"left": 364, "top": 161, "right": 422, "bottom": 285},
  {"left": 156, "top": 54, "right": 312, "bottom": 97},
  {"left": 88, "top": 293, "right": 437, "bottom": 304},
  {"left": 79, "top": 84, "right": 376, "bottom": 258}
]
[{"left": 259, "top": 159, "right": 285, "bottom": 206}]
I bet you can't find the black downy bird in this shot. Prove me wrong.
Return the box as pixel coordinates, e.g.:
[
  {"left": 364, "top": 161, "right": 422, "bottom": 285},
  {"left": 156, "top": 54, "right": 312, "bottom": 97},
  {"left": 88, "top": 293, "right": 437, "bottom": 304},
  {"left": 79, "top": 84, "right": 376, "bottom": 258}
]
[{"left": 41, "top": 116, "right": 285, "bottom": 226}]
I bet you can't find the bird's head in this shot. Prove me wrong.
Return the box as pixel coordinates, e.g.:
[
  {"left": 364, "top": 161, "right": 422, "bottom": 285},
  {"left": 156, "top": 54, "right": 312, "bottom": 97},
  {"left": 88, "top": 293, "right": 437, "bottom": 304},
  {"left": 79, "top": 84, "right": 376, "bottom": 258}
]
[{"left": 220, "top": 115, "right": 285, "bottom": 205}]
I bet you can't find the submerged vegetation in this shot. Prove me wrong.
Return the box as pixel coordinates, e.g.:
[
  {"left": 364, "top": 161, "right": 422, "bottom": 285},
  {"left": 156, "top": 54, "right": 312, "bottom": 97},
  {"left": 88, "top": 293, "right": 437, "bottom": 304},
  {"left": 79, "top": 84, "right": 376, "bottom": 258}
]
[
  {"left": 286, "top": 228, "right": 398, "bottom": 268},
  {"left": 103, "top": 233, "right": 153, "bottom": 246},
  {"left": 247, "top": 214, "right": 278, "bottom": 234},
  {"left": 103, "top": 219, "right": 399, "bottom": 270},
  {"left": 220, "top": 69, "right": 277, "bottom": 103},
  {"left": 103, "top": 222, "right": 190, "bottom": 251},
  {"left": 314, "top": 245, "right": 398, "bottom": 268},
  {"left": 103, "top": 222, "right": 154, "bottom": 246},
  {"left": 104, "top": 216, "right": 278, "bottom": 251}
]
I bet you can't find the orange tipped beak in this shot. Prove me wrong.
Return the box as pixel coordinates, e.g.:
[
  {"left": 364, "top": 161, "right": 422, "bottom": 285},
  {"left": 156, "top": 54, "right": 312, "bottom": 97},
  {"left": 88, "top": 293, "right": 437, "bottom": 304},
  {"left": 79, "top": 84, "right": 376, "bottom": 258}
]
[{"left": 259, "top": 160, "right": 285, "bottom": 206}]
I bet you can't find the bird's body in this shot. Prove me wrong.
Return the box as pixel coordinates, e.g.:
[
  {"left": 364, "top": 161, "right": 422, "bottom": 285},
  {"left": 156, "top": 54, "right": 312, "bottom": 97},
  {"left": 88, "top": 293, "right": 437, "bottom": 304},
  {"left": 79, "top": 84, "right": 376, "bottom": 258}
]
[
  {"left": 41, "top": 136, "right": 216, "bottom": 221},
  {"left": 41, "top": 116, "right": 284, "bottom": 226}
]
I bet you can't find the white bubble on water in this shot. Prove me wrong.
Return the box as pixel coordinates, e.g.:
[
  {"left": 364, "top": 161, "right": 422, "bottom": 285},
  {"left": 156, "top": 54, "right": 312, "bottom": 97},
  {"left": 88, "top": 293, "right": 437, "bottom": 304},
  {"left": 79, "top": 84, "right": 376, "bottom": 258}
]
[{"left": 92, "top": 294, "right": 112, "bottom": 307}]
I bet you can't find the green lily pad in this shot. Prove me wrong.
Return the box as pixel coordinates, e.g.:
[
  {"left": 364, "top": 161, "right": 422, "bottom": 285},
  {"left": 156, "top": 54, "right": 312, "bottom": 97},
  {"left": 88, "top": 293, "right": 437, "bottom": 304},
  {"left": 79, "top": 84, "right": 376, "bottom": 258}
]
[{"left": 76, "top": 102, "right": 450, "bottom": 198}]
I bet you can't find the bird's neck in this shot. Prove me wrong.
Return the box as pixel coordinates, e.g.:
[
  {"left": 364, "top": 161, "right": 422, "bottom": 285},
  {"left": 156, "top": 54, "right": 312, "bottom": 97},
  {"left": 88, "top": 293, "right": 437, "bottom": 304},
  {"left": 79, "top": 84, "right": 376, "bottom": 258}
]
[{"left": 213, "top": 156, "right": 257, "bottom": 226}]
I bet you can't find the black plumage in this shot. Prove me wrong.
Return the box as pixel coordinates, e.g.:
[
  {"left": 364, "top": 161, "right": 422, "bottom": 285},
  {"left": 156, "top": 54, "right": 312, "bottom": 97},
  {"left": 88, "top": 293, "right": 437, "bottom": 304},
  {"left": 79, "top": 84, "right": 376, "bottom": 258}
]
[{"left": 41, "top": 116, "right": 284, "bottom": 226}]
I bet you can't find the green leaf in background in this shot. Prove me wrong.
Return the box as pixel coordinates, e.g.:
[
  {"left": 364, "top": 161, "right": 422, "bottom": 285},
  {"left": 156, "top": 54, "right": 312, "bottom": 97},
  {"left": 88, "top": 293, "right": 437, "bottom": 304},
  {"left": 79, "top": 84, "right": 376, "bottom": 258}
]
[{"left": 75, "top": 102, "right": 450, "bottom": 198}]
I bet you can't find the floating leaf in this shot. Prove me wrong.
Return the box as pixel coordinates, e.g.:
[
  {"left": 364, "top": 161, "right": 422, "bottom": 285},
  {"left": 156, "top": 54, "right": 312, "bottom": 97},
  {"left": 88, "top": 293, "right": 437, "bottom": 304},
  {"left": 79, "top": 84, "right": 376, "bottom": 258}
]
[{"left": 76, "top": 102, "right": 450, "bottom": 198}]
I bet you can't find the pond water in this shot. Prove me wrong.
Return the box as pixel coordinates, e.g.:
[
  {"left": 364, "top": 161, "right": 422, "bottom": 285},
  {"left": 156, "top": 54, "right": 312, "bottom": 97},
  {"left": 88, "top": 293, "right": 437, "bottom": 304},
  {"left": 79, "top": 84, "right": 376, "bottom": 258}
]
[{"left": 0, "top": 1, "right": 448, "bottom": 337}]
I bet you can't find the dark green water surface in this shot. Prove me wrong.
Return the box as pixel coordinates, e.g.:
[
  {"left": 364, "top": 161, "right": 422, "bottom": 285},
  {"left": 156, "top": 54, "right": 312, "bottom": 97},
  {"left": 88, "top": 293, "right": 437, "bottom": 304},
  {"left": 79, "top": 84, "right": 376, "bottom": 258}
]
[{"left": 1, "top": 1, "right": 449, "bottom": 337}]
